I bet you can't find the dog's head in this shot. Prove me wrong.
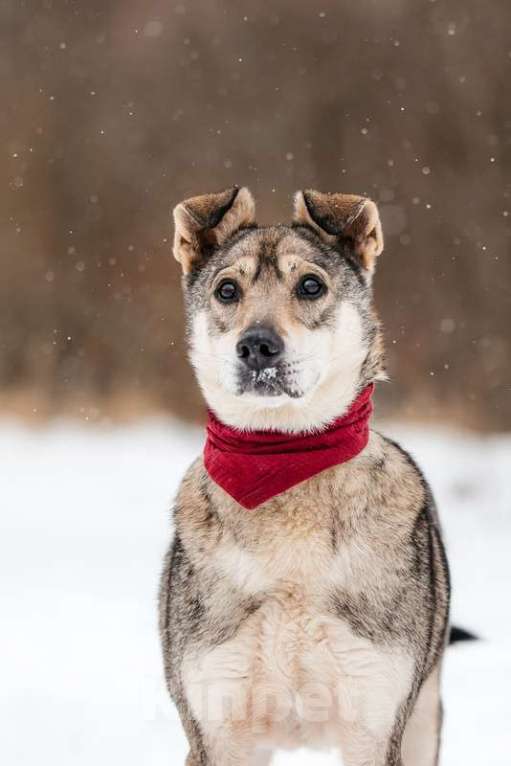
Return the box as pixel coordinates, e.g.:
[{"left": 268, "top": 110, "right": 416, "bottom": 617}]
[{"left": 173, "top": 186, "right": 386, "bottom": 431}]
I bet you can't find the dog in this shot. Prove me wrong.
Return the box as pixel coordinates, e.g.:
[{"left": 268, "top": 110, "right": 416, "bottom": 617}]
[{"left": 159, "top": 186, "right": 450, "bottom": 766}]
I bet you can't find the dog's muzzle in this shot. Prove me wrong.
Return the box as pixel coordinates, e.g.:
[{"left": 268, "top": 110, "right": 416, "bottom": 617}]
[
  {"left": 236, "top": 325, "right": 284, "bottom": 372},
  {"left": 235, "top": 325, "right": 289, "bottom": 396}
]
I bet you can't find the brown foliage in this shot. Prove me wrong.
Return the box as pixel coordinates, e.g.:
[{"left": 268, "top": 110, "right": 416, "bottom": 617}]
[{"left": 1, "top": 0, "right": 510, "bottom": 429}]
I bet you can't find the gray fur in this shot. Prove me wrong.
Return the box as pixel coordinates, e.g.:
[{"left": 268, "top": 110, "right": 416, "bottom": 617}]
[{"left": 159, "top": 189, "right": 450, "bottom": 765}]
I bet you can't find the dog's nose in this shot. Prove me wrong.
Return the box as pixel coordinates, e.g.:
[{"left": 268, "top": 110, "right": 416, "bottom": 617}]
[{"left": 236, "top": 326, "right": 284, "bottom": 371}]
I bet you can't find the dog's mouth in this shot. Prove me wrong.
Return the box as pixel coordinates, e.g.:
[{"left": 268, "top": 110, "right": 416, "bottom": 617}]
[{"left": 236, "top": 364, "right": 305, "bottom": 399}]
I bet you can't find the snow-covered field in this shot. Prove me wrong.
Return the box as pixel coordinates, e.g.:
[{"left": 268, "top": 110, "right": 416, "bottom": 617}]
[{"left": 1, "top": 417, "right": 510, "bottom": 765}]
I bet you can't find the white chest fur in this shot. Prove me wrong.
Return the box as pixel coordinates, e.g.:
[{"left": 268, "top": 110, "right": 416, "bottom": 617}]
[{"left": 182, "top": 531, "right": 414, "bottom": 757}]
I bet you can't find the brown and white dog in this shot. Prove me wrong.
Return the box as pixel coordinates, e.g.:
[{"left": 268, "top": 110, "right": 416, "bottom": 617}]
[{"left": 159, "top": 187, "right": 450, "bottom": 766}]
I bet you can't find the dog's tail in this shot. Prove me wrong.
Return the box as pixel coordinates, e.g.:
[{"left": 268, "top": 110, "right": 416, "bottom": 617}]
[{"left": 449, "top": 625, "right": 478, "bottom": 644}]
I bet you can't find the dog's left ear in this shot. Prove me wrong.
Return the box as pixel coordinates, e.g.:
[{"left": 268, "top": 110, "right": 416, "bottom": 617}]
[
  {"left": 293, "top": 190, "right": 383, "bottom": 277},
  {"left": 173, "top": 186, "right": 256, "bottom": 274}
]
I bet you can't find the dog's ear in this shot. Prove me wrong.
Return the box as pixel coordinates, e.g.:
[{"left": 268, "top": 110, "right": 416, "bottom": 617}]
[
  {"left": 293, "top": 190, "right": 383, "bottom": 276},
  {"left": 173, "top": 186, "right": 256, "bottom": 273}
]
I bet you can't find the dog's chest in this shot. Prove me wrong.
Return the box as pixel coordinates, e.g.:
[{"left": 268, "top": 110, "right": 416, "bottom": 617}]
[
  {"left": 210, "top": 466, "right": 375, "bottom": 598},
  {"left": 183, "top": 495, "right": 413, "bottom": 749},
  {"left": 183, "top": 573, "right": 411, "bottom": 751}
]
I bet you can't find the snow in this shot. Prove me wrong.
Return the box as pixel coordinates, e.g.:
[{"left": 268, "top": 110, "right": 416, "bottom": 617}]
[{"left": 1, "top": 418, "right": 510, "bottom": 765}]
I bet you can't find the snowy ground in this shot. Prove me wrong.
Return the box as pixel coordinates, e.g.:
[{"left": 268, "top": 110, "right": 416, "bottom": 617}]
[{"left": 1, "top": 417, "right": 510, "bottom": 765}]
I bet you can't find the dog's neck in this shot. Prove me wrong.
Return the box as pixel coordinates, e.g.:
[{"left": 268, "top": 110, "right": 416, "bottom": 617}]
[
  {"left": 202, "top": 373, "right": 370, "bottom": 434},
  {"left": 203, "top": 384, "right": 375, "bottom": 509}
]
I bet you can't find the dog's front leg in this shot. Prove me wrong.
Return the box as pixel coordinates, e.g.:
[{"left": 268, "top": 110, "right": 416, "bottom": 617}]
[
  {"left": 185, "top": 749, "right": 272, "bottom": 766},
  {"left": 401, "top": 664, "right": 442, "bottom": 766},
  {"left": 178, "top": 648, "right": 259, "bottom": 766},
  {"left": 185, "top": 752, "right": 204, "bottom": 766},
  {"left": 338, "top": 682, "right": 440, "bottom": 766},
  {"left": 183, "top": 725, "right": 262, "bottom": 766},
  {"left": 335, "top": 670, "right": 415, "bottom": 766},
  {"left": 338, "top": 726, "right": 403, "bottom": 766}
]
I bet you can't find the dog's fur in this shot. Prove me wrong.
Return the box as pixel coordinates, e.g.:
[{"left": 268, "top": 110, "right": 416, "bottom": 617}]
[{"left": 159, "top": 187, "right": 450, "bottom": 766}]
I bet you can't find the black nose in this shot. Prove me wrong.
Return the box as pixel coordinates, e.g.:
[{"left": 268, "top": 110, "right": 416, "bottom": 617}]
[{"left": 236, "top": 326, "right": 284, "bottom": 371}]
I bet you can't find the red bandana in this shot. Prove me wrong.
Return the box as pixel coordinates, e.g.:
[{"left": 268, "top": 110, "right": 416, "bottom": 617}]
[{"left": 204, "top": 384, "right": 374, "bottom": 509}]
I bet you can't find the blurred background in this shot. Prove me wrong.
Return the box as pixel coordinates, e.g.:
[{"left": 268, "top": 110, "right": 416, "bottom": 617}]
[
  {"left": 1, "top": 2, "right": 510, "bottom": 766},
  {"left": 1, "top": 0, "right": 510, "bottom": 428}
]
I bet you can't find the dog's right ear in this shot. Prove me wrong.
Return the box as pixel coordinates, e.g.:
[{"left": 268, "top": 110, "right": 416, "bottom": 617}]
[
  {"left": 172, "top": 186, "right": 256, "bottom": 274},
  {"left": 293, "top": 190, "right": 383, "bottom": 278}
]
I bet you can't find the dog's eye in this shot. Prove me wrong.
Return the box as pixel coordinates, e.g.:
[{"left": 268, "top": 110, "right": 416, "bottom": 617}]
[
  {"left": 297, "top": 275, "right": 326, "bottom": 300},
  {"left": 215, "top": 279, "right": 240, "bottom": 303}
]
